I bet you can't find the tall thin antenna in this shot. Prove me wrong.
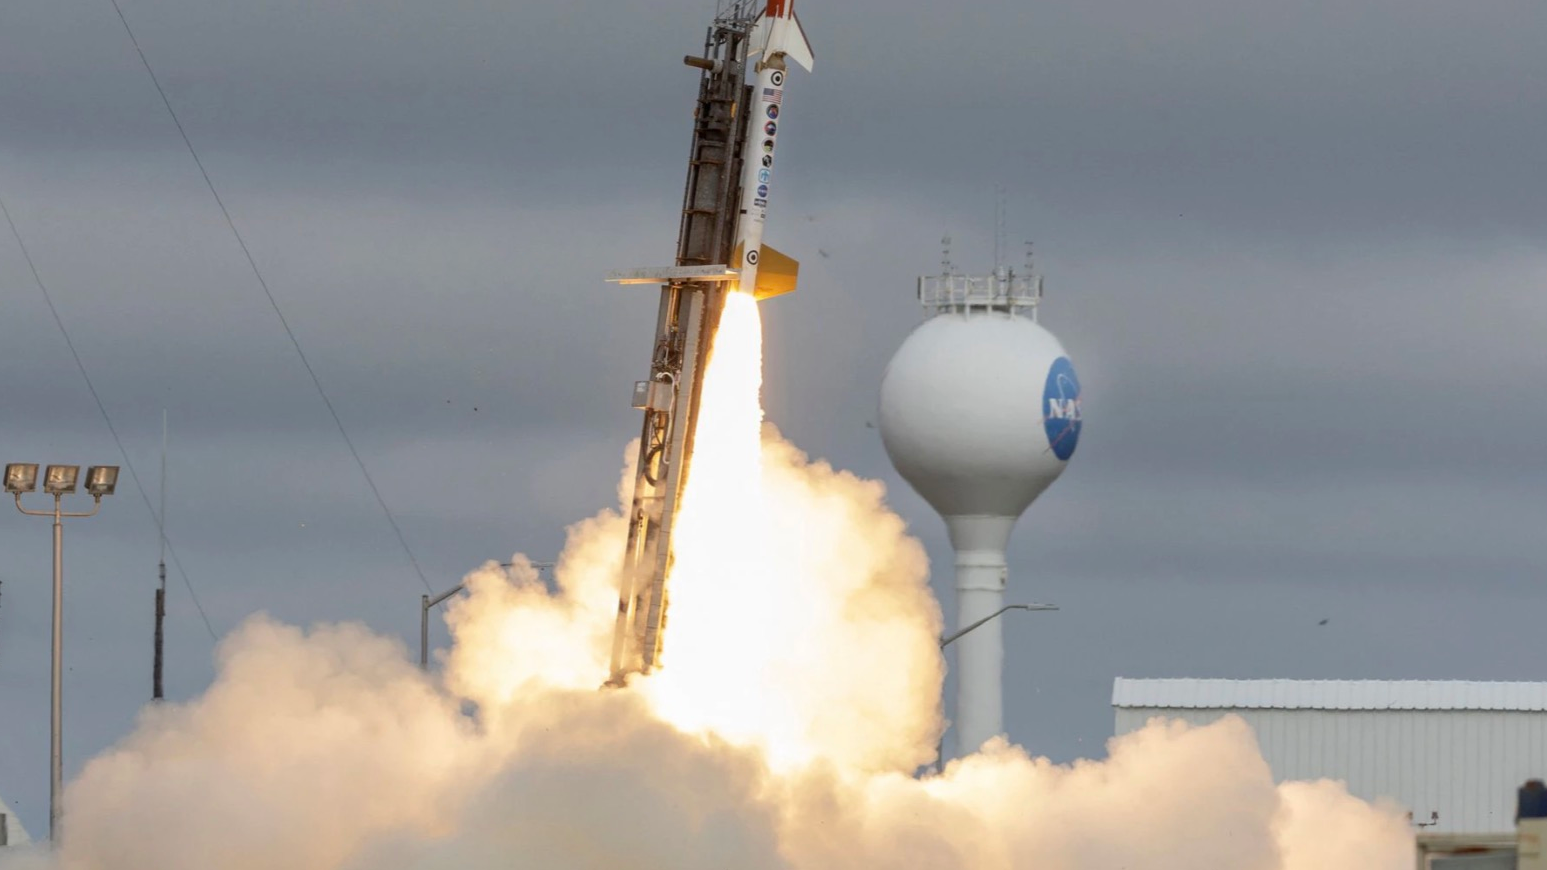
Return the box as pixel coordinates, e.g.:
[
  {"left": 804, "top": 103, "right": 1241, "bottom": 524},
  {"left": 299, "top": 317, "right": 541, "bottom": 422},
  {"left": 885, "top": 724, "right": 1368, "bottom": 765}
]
[
  {"left": 993, "top": 186, "right": 1007, "bottom": 276},
  {"left": 153, "top": 410, "right": 167, "bottom": 702}
]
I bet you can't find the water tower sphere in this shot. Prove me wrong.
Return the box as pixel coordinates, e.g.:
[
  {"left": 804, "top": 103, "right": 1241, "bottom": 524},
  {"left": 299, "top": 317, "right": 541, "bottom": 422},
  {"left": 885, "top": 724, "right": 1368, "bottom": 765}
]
[{"left": 878, "top": 314, "right": 1080, "bottom": 522}]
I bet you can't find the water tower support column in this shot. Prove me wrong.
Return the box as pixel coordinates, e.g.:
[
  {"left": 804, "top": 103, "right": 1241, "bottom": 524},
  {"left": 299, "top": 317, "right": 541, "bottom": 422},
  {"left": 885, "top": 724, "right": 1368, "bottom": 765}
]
[{"left": 946, "top": 515, "right": 1015, "bottom": 755}]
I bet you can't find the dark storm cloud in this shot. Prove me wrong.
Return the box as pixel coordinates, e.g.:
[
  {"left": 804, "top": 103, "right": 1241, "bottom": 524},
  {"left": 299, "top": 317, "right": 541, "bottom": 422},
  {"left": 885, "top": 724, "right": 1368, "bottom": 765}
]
[
  {"left": 5, "top": 0, "right": 1543, "bottom": 230},
  {"left": 1, "top": 0, "right": 1544, "bottom": 833}
]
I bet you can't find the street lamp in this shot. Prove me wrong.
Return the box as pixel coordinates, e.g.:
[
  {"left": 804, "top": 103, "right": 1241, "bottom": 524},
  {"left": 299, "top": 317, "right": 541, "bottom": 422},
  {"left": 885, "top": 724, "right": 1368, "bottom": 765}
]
[
  {"left": 419, "top": 561, "right": 553, "bottom": 670},
  {"left": 420, "top": 582, "right": 466, "bottom": 670},
  {"left": 7, "top": 462, "right": 118, "bottom": 843},
  {"left": 935, "top": 602, "right": 1057, "bottom": 772}
]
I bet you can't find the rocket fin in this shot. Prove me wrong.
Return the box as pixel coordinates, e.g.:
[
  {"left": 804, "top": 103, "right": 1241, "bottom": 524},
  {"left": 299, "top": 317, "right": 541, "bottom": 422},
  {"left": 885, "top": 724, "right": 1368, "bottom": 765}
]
[
  {"left": 779, "top": 12, "right": 815, "bottom": 73},
  {"left": 750, "top": 7, "right": 815, "bottom": 72},
  {"left": 753, "top": 244, "right": 799, "bottom": 300}
]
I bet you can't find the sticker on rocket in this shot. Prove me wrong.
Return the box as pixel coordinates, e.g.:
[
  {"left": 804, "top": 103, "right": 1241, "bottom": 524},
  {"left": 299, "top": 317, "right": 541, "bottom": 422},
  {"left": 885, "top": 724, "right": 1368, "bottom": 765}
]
[
  {"left": 1042, "top": 356, "right": 1082, "bottom": 461},
  {"left": 758, "top": 169, "right": 771, "bottom": 183},
  {"left": 766, "top": 105, "right": 779, "bottom": 119},
  {"left": 769, "top": 70, "right": 784, "bottom": 86},
  {"left": 762, "top": 139, "right": 775, "bottom": 154},
  {"left": 756, "top": 184, "right": 769, "bottom": 198},
  {"left": 765, "top": 121, "right": 777, "bottom": 136},
  {"left": 761, "top": 155, "right": 773, "bottom": 168}
]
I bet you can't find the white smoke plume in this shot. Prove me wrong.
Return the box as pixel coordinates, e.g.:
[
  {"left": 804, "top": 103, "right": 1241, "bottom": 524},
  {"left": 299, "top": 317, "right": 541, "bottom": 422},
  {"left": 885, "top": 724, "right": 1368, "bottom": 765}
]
[{"left": 0, "top": 294, "right": 1414, "bottom": 869}]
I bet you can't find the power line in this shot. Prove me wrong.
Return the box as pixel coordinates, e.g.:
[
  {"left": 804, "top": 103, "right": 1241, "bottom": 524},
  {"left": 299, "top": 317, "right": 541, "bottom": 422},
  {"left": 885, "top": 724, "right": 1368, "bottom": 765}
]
[
  {"left": 0, "top": 194, "right": 219, "bottom": 642},
  {"left": 106, "top": 0, "right": 434, "bottom": 595}
]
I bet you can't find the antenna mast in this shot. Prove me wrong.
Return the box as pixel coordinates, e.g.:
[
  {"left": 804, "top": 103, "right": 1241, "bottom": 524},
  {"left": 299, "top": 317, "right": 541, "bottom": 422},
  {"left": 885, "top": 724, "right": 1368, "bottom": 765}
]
[
  {"left": 993, "top": 186, "right": 1007, "bottom": 277},
  {"left": 153, "top": 410, "right": 166, "bottom": 702}
]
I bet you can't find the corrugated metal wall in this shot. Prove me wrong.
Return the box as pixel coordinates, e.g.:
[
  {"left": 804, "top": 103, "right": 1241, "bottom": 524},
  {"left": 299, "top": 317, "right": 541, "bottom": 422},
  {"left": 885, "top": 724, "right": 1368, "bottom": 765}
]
[{"left": 1115, "top": 708, "right": 1547, "bottom": 833}]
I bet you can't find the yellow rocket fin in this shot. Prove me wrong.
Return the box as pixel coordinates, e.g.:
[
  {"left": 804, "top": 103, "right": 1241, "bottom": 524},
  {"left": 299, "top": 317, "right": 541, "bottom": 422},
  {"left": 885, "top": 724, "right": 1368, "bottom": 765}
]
[
  {"left": 729, "top": 242, "right": 799, "bottom": 301},
  {"left": 753, "top": 244, "right": 799, "bottom": 300}
]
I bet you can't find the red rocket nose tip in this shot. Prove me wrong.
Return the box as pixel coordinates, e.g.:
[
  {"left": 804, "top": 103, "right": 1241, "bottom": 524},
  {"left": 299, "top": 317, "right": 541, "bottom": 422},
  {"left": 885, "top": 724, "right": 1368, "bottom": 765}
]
[{"left": 767, "top": 0, "right": 787, "bottom": 18}]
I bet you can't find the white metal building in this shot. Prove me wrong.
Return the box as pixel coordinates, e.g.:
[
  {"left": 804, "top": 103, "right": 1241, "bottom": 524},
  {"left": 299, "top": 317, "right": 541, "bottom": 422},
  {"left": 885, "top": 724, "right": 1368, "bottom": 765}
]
[
  {"left": 0, "top": 791, "right": 30, "bottom": 847},
  {"left": 1113, "top": 679, "right": 1547, "bottom": 834}
]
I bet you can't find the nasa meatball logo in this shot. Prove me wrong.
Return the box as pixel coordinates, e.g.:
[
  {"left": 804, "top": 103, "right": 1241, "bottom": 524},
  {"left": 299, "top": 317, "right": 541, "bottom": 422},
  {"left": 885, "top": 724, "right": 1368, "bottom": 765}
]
[
  {"left": 756, "top": 184, "right": 769, "bottom": 198},
  {"left": 769, "top": 70, "right": 784, "bottom": 86},
  {"left": 1042, "top": 356, "right": 1082, "bottom": 461}
]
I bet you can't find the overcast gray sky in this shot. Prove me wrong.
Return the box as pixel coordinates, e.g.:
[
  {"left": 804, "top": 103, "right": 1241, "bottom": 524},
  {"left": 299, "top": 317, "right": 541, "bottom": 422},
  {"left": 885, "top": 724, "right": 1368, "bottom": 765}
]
[{"left": 1, "top": 0, "right": 1544, "bottom": 836}]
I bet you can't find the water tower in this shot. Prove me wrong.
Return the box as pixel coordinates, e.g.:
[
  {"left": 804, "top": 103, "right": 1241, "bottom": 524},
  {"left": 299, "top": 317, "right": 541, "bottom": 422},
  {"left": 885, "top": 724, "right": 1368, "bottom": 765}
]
[{"left": 878, "top": 244, "right": 1081, "bottom": 760}]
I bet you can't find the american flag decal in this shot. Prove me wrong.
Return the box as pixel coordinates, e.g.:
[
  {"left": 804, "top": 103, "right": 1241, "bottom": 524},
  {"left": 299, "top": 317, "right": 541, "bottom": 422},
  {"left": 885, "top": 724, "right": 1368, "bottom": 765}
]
[{"left": 763, "top": 88, "right": 783, "bottom": 104}]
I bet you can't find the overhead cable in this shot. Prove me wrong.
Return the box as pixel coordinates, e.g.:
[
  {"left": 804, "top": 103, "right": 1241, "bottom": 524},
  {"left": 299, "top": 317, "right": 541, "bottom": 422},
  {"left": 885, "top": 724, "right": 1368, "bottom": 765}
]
[
  {"left": 0, "top": 194, "right": 219, "bottom": 641},
  {"left": 106, "top": 0, "right": 434, "bottom": 594}
]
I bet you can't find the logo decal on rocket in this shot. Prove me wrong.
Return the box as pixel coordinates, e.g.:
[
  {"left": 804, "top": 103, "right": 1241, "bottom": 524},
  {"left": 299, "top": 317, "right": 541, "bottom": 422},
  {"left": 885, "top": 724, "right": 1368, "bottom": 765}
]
[
  {"left": 766, "top": 105, "right": 779, "bottom": 119},
  {"left": 762, "top": 139, "right": 775, "bottom": 153},
  {"left": 770, "top": 70, "right": 784, "bottom": 86},
  {"left": 758, "top": 169, "right": 771, "bottom": 183},
  {"left": 765, "top": 121, "right": 777, "bottom": 135}
]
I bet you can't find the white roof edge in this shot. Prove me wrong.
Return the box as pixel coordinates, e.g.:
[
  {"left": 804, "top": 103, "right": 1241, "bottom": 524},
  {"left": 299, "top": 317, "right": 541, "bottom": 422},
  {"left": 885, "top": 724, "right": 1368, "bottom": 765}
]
[{"left": 1112, "top": 678, "right": 1547, "bottom": 712}]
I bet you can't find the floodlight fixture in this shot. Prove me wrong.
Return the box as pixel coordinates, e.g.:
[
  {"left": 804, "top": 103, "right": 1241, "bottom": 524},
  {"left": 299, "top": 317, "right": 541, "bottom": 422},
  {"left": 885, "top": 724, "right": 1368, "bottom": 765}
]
[
  {"left": 43, "top": 465, "right": 80, "bottom": 495},
  {"left": 85, "top": 466, "right": 119, "bottom": 497},
  {"left": 4, "top": 463, "right": 39, "bottom": 494}
]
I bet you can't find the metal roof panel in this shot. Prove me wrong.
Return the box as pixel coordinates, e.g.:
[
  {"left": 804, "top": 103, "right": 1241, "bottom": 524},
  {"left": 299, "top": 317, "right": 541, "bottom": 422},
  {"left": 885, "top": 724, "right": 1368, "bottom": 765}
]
[{"left": 1112, "top": 679, "right": 1547, "bottom": 711}]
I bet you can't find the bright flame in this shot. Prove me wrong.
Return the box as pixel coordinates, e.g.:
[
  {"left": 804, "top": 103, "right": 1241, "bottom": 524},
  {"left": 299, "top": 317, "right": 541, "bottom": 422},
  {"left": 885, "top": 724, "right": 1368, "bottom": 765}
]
[
  {"left": 640, "top": 291, "right": 946, "bottom": 773},
  {"left": 640, "top": 291, "right": 790, "bottom": 754}
]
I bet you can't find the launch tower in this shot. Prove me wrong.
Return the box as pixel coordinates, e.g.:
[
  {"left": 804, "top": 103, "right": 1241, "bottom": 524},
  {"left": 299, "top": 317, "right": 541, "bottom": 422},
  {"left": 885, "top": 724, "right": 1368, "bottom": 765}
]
[{"left": 606, "top": 0, "right": 812, "bottom": 684}]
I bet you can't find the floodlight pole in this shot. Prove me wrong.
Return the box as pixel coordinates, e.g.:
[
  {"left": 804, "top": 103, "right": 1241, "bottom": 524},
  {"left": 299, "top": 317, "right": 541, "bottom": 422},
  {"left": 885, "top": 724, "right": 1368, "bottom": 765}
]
[
  {"left": 13, "top": 492, "right": 103, "bottom": 844},
  {"left": 935, "top": 602, "right": 1057, "bottom": 773}
]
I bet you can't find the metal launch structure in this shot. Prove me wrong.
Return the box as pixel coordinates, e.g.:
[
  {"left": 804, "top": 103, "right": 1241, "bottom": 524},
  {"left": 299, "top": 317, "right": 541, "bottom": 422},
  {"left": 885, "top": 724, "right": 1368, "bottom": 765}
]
[{"left": 605, "top": 0, "right": 812, "bottom": 684}]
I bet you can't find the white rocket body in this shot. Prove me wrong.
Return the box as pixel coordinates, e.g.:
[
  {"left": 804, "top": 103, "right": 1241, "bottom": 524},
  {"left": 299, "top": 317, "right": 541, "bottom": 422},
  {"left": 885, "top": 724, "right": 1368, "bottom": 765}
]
[{"left": 732, "top": 0, "right": 813, "bottom": 297}]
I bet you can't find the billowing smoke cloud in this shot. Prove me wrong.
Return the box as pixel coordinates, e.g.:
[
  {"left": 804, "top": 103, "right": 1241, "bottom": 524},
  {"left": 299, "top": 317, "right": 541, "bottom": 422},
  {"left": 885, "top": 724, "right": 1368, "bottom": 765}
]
[{"left": 0, "top": 296, "right": 1414, "bottom": 869}]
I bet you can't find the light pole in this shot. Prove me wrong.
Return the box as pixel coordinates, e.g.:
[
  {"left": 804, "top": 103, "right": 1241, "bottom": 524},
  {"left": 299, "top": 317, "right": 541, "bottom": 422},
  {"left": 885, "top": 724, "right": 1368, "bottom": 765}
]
[
  {"left": 936, "top": 602, "right": 1056, "bottom": 772},
  {"left": 419, "top": 561, "right": 552, "bottom": 670},
  {"left": 420, "top": 582, "right": 465, "bottom": 670},
  {"left": 6, "top": 463, "right": 119, "bottom": 843}
]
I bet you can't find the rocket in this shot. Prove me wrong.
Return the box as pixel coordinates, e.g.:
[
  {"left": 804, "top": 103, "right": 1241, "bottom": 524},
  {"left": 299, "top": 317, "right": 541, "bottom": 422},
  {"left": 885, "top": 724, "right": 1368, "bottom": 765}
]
[{"left": 731, "top": 0, "right": 814, "bottom": 300}]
